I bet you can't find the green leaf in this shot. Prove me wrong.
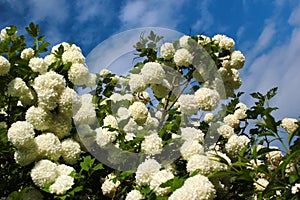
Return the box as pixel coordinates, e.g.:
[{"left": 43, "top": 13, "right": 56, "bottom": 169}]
[
  {"left": 25, "top": 22, "right": 40, "bottom": 37},
  {"left": 264, "top": 113, "right": 277, "bottom": 133},
  {"left": 266, "top": 87, "right": 278, "bottom": 100},
  {"left": 80, "top": 156, "right": 95, "bottom": 171},
  {"left": 93, "top": 163, "right": 104, "bottom": 171}
]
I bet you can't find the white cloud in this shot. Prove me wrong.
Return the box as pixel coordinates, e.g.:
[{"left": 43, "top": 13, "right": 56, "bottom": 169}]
[
  {"left": 192, "top": 0, "right": 213, "bottom": 32},
  {"left": 241, "top": 23, "right": 300, "bottom": 119},
  {"left": 118, "top": 0, "right": 186, "bottom": 29}
]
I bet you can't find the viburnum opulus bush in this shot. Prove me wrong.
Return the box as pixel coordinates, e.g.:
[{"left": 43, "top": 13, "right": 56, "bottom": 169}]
[{"left": 0, "top": 23, "right": 299, "bottom": 200}]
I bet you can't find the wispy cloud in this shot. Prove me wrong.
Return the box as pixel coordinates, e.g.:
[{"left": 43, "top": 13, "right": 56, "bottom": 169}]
[
  {"left": 118, "top": 0, "right": 186, "bottom": 29},
  {"left": 241, "top": 2, "right": 300, "bottom": 118},
  {"left": 192, "top": 0, "right": 214, "bottom": 32}
]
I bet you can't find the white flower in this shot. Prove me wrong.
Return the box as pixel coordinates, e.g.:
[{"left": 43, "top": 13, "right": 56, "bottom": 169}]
[
  {"left": 30, "top": 159, "right": 58, "bottom": 188},
  {"left": 254, "top": 178, "right": 269, "bottom": 191},
  {"left": 141, "top": 133, "right": 163, "bottom": 155},
  {"left": 169, "top": 187, "right": 194, "bottom": 200},
  {"left": 180, "top": 140, "right": 204, "bottom": 160},
  {"left": 7, "top": 77, "right": 34, "bottom": 105},
  {"left": 96, "top": 127, "right": 118, "bottom": 147},
  {"left": 217, "top": 124, "right": 234, "bottom": 138},
  {"left": 292, "top": 183, "right": 300, "bottom": 194},
  {"left": 206, "top": 150, "right": 231, "bottom": 172},
  {"left": 33, "top": 71, "right": 66, "bottom": 110},
  {"left": 180, "top": 127, "right": 204, "bottom": 143},
  {"left": 129, "top": 101, "right": 148, "bottom": 125},
  {"left": 0, "top": 26, "right": 17, "bottom": 40},
  {"left": 267, "top": 146, "right": 282, "bottom": 166},
  {"left": 103, "top": 115, "right": 118, "bottom": 129},
  {"left": 178, "top": 94, "right": 199, "bottom": 115},
  {"left": 174, "top": 48, "right": 193, "bottom": 66},
  {"left": 73, "top": 94, "right": 97, "bottom": 125},
  {"left": 61, "top": 139, "right": 81, "bottom": 164},
  {"left": 49, "top": 175, "right": 74, "bottom": 195},
  {"left": 230, "top": 50, "right": 245, "bottom": 69},
  {"left": 186, "top": 154, "right": 212, "bottom": 175},
  {"left": 135, "top": 158, "right": 161, "bottom": 186},
  {"left": 281, "top": 118, "right": 298, "bottom": 134},
  {"left": 225, "top": 134, "right": 250, "bottom": 158},
  {"left": 0, "top": 56, "right": 10, "bottom": 76},
  {"left": 25, "top": 106, "right": 51, "bottom": 131},
  {"left": 129, "top": 73, "right": 147, "bottom": 92},
  {"left": 197, "top": 35, "right": 211, "bottom": 46},
  {"left": 204, "top": 113, "right": 214, "bottom": 123},
  {"left": 85, "top": 73, "right": 97, "bottom": 87},
  {"left": 141, "top": 62, "right": 165, "bottom": 84},
  {"left": 195, "top": 87, "right": 220, "bottom": 111},
  {"left": 125, "top": 189, "right": 143, "bottom": 200},
  {"left": 35, "top": 133, "right": 61, "bottom": 161},
  {"left": 101, "top": 174, "right": 121, "bottom": 196},
  {"left": 7, "top": 121, "right": 35, "bottom": 148},
  {"left": 56, "top": 164, "right": 75, "bottom": 176},
  {"left": 44, "top": 54, "right": 58, "bottom": 66},
  {"left": 58, "top": 87, "right": 80, "bottom": 117},
  {"left": 68, "top": 63, "right": 90, "bottom": 86},
  {"left": 21, "top": 48, "right": 35, "bottom": 60},
  {"left": 123, "top": 118, "right": 140, "bottom": 133},
  {"left": 212, "top": 34, "right": 235, "bottom": 51},
  {"left": 14, "top": 146, "right": 38, "bottom": 166},
  {"left": 160, "top": 42, "right": 175, "bottom": 58},
  {"left": 117, "top": 107, "right": 130, "bottom": 121},
  {"left": 48, "top": 114, "right": 72, "bottom": 139},
  {"left": 179, "top": 35, "right": 191, "bottom": 48},
  {"left": 223, "top": 114, "right": 240, "bottom": 128},
  {"left": 177, "top": 174, "right": 216, "bottom": 200},
  {"left": 51, "top": 42, "right": 70, "bottom": 53},
  {"left": 150, "top": 169, "right": 174, "bottom": 196},
  {"left": 29, "top": 57, "right": 48, "bottom": 74},
  {"left": 100, "top": 69, "right": 111, "bottom": 77},
  {"left": 62, "top": 48, "right": 85, "bottom": 64}
]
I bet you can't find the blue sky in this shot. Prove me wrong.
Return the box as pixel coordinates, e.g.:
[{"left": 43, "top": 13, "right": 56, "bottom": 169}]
[{"left": 0, "top": 0, "right": 299, "bottom": 119}]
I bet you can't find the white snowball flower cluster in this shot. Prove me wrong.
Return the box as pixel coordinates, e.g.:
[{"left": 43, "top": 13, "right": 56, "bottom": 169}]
[
  {"left": 169, "top": 174, "right": 216, "bottom": 200},
  {"left": 281, "top": 118, "right": 298, "bottom": 134},
  {"left": 33, "top": 71, "right": 66, "bottom": 110},
  {"left": 150, "top": 169, "right": 174, "bottom": 196},
  {"left": 254, "top": 178, "right": 269, "bottom": 191},
  {"left": 58, "top": 87, "right": 81, "bottom": 117},
  {"left": 7, "top": 121, "right": 35, "bottom": 149},
  {"left": 25, "top": 106, "right": 51, "bottom": 131},
  {"left": 195, "top": 87, "right": 220, "bottom": 111},
  {"left": 73, "top": 94, "right": 97, "bottom": 125},
  {"left": 135, "top": 158, "right": 161, "bottom": 186},
  {"left": 8, "top": 77, "right": 34, "bottom": 105},
  {"left": 206, "top": 150, "right": 231, "bottom": 172},
  {"left": 49, "top": 175, "right": 74, "bottom": 195},
  {"left": 29, "top": 57, "right": 48, "bottom": 74},
  {"left": 61, "top": 138, "right": 81, "bottom": 164},
  {"left": 225, "top": 134, "right": 250, "bottom": 158},
  {"left": 217, "top": 124, "right": 234, "bottom": 138},
  {"left": 128, "top": 101, "right": 148, "bottom": 125},
  {"left": 31, "top": 159, "right": 75, "bottom": 194},
  {"left": 103, "top": 115, "right": 119, "bottom": 129},
  {"left": 197, "top": 34, "right": 211, "bottom": 46},
  {"left": 21, "top": 48, "right": 35, "bottom": 60},
  {"left": 68, "top": 63, "right": 90, "bottom": 85},
  {"left": 292, "top": 183, "right": 300, "bottom": 194},
  {"left": 14, "top": 146, "right": 38, "bottom": 166},
  {"left": 160, "top": 42, "right": 175, "bottom": 58},
  {"left": 129, "top": 73, "right": 147, "bottom": 92},
  {"left": 230, "top": 50, "right": 245, "bottom": 69},
  {"left": 51, "top": 42, "right": 71, "bottom": 53},
  {"left": 267, "top": 146, "right": 282, "bottom": 166},
  {"left": 101, "top": 174, "right": 121, "bottom": 197},
  {"left": 62, "top": 44, "right": 85, "bottom": 64},
  {"left": 0, "top": 55, "right": 10, "bottom": 76},
  {"left": 174, "top": 48, "right": 193, "bottom": 67},
  {"left": 218, "top": 65, "right": 242, "bottom": 97},
  {"left": 141, "top": 62, "right": 165, "bottom": 84},
  {"left": 204, "top": 113, "right": 214, "bottom": 123},
  {"left": 186, "top": 154, "right": 212, "bottom": 175},
  {"left": 0, "top": 26, "right": 17, "bottom": 40},
  {"left": 125, "top": 189, "right": 144, "bottom": 200},
  {"left": 212, "top": 34, "right": 235, "bottom": 51},
  {"left": 35, "top": 133, "right": 61, "bottom": 161},
  {"left": 180, "top": 127, "right": 204, "bottom": 143},
  {"left": 141, "top": 132, "right": 163, "bottom": 155},
  {"left": 223, "top": 114, "right": 240, "bottom": 128},
  {"left": 179, "top": 35, "right": 190, "bottom": 49},
  {"left": 178, "top": 94, "right": 199, "bottom": 115},
  {"left": 96, "top": 127, "right": 118, "bottom": 147},
  {"left": 30, "top": 159, "right": 58, "bottom": 188},
  {"left": 180, "top": 140, "right": 204, "bottom": 160}
]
